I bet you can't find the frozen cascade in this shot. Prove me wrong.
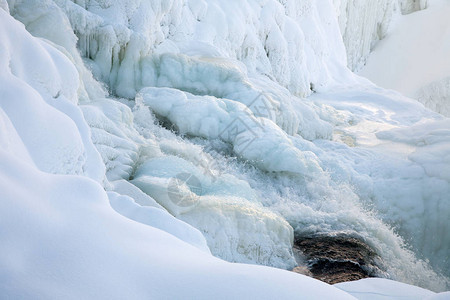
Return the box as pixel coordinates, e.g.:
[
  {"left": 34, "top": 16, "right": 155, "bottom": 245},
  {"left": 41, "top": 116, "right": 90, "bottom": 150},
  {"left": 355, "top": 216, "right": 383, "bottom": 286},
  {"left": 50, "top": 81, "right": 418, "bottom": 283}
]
[
  {"left": 4, "top": 0, "right": 450, "bottom": 293},
  {"left": 417, "top": 77, "right": 450, "bottom": 117},
  {"left": 49, "top": 0, "right": 360, "bottom": 99}
]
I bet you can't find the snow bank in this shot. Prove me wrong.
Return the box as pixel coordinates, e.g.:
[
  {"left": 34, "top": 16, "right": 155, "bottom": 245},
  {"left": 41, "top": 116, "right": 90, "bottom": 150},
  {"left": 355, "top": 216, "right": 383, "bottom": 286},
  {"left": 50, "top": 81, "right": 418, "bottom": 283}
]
[
  {"left": 335, "top": 278, "right": 436, "bottom": 300},
  {"left": 0, "top": 149, "right": 358, "bottom": 300},
  {"left": 108, "top": 190, "right": 210, "bottom": 252},
  {"left": 336, "top": 278, "right": 450, "bottom": 299},
  {"left": 8, "top": 0, "right": 106, "bottom": 101},
  {"left": 0, "top": 8, "right": 103, "bottom": 181},
  {"left": 0, "top": 3, "right": 209, "bottom": 262},
  {"left": 334, "top": 0, "right": 428, "bottom": 71},
  {"left": 359, "top": 0, "right": 450, "bottom": 116}
]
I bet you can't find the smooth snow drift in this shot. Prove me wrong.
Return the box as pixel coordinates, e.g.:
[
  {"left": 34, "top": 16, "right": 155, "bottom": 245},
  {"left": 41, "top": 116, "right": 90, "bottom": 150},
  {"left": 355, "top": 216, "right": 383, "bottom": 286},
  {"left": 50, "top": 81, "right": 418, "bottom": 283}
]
[{"left": 360, "top": 0, "right": 450, "bottom": 116}]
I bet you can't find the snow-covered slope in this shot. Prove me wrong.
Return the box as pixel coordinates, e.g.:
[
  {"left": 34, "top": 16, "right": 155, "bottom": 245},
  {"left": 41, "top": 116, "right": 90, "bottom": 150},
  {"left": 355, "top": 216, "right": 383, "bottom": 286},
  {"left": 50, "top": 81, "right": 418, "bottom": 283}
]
[
  {"left": 360, "top": 0, "right": 450, "bottom": 116},
  {"left": 1, "top": 0, "right": 449, "bottom": 297},
  {"left": 335, "top": 278, "right": 444, "bottom": 300},
  {"left": 334, "top": 0, "right": 428, "bottom": 71}
]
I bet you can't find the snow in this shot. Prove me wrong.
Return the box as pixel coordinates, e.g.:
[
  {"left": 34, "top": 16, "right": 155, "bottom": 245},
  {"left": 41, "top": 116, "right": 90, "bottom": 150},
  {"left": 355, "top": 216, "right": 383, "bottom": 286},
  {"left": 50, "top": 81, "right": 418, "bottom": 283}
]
[
  {"left": 0, "top": 8, "right": 103, "bottom": 180},
  {"left": 0, "top": 9, "right": 357, "bottom": 299},
  {"left": 1, "top": 0, "right": 450, "bottom": 298},
  {"left": 335, "top": 278, "right": 450, "bottom": 299},
  {"left": 359, "top": 0, "right": 450, "bottom": 116},
  {"left": 334, "top": 0, "right": 428, "bottom": 71},
  {"left": 108, "top": 190, "right": 210, "bottom": 252},
  {"left": 335, "top": 278, "right": 436, "bottom": 300},
  {"left": 427, "top": 292, "right": 450, "bottom": 300},
  {"left": 0, "top": 150, "right": 358, "bottom": 300}
]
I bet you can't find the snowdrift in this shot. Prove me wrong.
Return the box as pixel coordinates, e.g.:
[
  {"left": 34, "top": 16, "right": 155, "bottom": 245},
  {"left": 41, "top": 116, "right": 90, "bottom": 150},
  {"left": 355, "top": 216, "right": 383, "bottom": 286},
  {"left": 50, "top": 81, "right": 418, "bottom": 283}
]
[{"left": 360, "top": 0, "right": 450, "bottom": 116}]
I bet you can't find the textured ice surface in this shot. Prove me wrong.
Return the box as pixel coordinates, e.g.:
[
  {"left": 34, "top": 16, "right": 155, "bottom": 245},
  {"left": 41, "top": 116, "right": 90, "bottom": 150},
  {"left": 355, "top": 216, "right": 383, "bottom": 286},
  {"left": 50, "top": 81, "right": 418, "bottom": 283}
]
[
  {"left": 137, "top": 87, "right": 322, "bottom": 175},
  {"left": 131, "top": 154, "right": 297, "bottom": 269},
  {"left": 309, "top": 89, "right": 450, "bottom": 286},
  {"left": 44, "top": 0, "right": 359, "bottom": 98},
  {"left": 417, "top": 77, "right": 450, "bottom": 117}
]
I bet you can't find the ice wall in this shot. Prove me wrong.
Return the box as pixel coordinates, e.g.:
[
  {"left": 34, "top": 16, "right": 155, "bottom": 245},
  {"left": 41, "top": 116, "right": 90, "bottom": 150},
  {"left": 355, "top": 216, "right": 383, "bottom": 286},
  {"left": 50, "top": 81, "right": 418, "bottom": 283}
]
[
  {"left": 417, "top": 77, "right": 450, "bottom": 117},
  {"left": 400, "top": 0, "right": 428, "bottom": 14},
  {"left": 38, "top": 0, "right": 357, "bottom": 99}
]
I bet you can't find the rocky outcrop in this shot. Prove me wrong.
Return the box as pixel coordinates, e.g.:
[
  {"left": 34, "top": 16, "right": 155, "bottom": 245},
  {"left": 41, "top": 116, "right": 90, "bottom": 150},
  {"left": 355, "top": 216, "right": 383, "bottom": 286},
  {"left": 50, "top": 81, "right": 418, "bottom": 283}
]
[{"left": 293, "top": 235, "right": 383, "bottom": 285}]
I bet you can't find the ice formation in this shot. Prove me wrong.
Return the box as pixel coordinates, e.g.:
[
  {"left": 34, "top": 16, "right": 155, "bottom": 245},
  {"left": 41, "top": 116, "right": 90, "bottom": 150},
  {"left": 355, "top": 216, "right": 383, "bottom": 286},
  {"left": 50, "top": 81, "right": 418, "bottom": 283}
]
[
  {"left": 1, "top": 0, "right": 450, "bottom": 297},
  {"left": 417, "top": 77, "right": 450, "bottom": 117},
  {"left": 50, "top": 0, "right": 365, "bottom": 99}
]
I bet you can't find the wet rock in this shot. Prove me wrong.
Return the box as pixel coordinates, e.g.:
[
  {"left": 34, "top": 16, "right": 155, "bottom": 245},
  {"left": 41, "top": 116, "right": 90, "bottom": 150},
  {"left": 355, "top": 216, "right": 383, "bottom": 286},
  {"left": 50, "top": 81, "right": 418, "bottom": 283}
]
[
  {"left": 292, "top": 266, "right": 313, "bottom": 277},
  {"left": 293, "top": 235, "right": 382, "bottom": 285}
]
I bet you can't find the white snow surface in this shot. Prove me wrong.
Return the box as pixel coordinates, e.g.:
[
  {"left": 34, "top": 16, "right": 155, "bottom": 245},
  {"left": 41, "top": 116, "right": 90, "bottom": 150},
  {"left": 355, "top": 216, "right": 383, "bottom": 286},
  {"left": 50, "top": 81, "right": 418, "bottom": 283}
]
[
  {"left": 0, "top": 149, "right": 357, "bottom": 299},
  {"left": 360, "top": 0, "right": 450, "bottom": 116},
  {"left": 335, "top": 0, "right": 428, "bottom": 71},
  {"left": 1, "top": 0, "right": 450, "bottom": 298},
  {"left": 335, "top": 278, "right": 442, "bottom": 300}
]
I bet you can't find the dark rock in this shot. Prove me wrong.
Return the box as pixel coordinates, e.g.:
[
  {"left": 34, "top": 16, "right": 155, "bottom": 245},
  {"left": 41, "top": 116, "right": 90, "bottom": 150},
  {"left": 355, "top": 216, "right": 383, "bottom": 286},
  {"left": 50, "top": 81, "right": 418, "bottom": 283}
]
[
  {"left": 292, "top": 235, "right": 383, "bottom": 285},
  {"left": 292, "top": 266, "right": 313, "bottom": 277}
]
